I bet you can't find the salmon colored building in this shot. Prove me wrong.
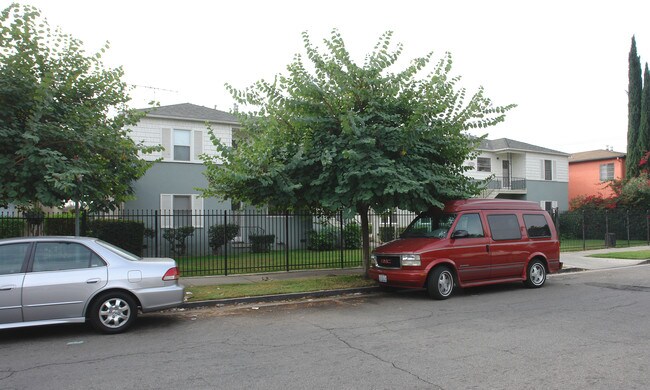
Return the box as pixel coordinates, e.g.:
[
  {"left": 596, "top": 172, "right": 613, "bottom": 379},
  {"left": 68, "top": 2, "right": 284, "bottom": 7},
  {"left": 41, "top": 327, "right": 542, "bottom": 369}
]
[{"left": 568, "top": 149, "right": 626, "bottom": 203}]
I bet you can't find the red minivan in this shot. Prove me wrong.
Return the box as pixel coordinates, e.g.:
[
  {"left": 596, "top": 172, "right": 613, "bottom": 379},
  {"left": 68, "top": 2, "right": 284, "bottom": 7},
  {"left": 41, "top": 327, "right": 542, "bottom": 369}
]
[{"left": 369, "top": 199, "right": 562, "bottom": 299}]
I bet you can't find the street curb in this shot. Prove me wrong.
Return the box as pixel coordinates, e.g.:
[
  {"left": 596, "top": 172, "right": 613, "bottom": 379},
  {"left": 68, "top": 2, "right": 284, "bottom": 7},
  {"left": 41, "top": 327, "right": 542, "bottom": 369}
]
[
  {"left": 181, "top": 263, "right": 650, "bottom": 309},
  {"left": 180, "top": 286, "right": 381, "bottom": 309}
]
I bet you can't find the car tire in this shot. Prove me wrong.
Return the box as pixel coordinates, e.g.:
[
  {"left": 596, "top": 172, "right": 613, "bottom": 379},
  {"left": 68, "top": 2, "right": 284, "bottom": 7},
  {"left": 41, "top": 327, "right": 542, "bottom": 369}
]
[
  {"left": 88, "top": 292, "right": 138, "bottom": 334},
  {"left": 524, "top": 259, "right": 546, "bottom": 288},
  {"left": 427, "top": 266, "right": 455, "bottom": 300}
]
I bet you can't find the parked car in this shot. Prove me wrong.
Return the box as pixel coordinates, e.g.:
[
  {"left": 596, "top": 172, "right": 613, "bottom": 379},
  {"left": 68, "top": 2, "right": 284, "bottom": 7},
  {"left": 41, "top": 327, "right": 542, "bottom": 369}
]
[
  {"left": 369, "top": 199, "right": 562, "bottom": 299},
  {"left": 0, "top": 236, "right": 184, "bottom": 334}
]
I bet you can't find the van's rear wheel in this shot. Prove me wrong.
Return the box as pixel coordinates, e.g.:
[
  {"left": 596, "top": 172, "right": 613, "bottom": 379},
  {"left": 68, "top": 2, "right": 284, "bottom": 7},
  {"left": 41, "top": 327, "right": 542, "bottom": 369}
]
[
  {"left": 524, "top": 259, "right": 546, "bottom": 288},
  {"left": 427, "top": 266, "right": 454, "bottom": 300}
]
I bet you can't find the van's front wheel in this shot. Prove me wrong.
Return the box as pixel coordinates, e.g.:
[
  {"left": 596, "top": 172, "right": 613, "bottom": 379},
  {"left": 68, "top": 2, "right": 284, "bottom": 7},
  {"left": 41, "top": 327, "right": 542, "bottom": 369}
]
[
  {"left": 524, "top": 259, "right": 546, "bottom": 288},
  {"left": 427, "top": 266, "right": 454, "bottom": 300}
]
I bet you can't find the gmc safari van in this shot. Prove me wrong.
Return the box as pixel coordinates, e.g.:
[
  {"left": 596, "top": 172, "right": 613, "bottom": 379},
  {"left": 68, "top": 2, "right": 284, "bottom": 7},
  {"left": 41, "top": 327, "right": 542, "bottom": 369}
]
[{"left": 369, "top": 199, "right": 562, "bottom": 299}]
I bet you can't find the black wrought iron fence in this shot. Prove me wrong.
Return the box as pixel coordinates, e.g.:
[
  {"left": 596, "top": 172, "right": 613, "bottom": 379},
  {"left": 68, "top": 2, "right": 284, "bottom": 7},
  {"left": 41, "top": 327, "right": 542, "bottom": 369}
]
[
  {"left": 3, "top": 208, "right": 647, "bottom": 275},
  {"left": 0, "top": 209, "right": 418, "bottom": 276},
  {"left": 555, "top": 208, "right": 650, "bottom": 251}
]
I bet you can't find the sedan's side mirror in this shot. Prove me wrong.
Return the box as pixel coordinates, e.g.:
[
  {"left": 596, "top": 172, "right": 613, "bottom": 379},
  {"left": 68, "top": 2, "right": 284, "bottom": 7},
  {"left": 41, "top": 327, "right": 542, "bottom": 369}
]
[{"left": 451, "top": 230, "right": 469, "bottom": 239}]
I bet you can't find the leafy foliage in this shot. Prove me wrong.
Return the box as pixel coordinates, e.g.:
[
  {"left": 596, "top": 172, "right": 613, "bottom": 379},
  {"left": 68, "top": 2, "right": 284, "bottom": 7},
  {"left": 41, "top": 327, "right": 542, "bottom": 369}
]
[
  {"left": 637, "top": 64, "right": 650, "bottom": 162},
  {"left": 249, "top": 234, "right": 275, "bottom": 253},
  {"left": 627, "top": 36, "right": 644, "bottom": 179},
  {"left": 0, "top": 4, "right": 159, "bottom": 211},
  {"left": 208, "top": 223, "right": 240, "bottom": 252},
  {"left": 87, "top": 219, "right": 146, "bottom": 256},
  {"left": 0, "top": 217, "right": 24, "bottom": 238},
  {"left": 162, "top": 226, "right": 195, "bottom": 255},
  {"left": 202, "top": 30, "right": 514, "bottom": 273}
]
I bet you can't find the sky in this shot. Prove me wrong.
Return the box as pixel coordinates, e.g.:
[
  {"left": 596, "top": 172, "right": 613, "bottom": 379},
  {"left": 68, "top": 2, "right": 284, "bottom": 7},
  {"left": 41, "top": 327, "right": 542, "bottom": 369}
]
[{"left": 11, "top": 0, "right": 650, "bottom": 154}]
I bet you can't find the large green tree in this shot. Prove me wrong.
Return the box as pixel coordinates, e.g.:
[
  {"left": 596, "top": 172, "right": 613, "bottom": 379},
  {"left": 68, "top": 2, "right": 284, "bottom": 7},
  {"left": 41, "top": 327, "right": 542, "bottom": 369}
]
[
  {"left": 637, "top": 63, "right": 650, "bottom": 159},
  {"left": 202, "top": 30, "right": 514, "bottom": 274},
  {"left": 0, "top": 4, "right": 157, "bottom": 211},
  {"left": 626, "top": 36, "right": 643, "bottom": 179}
]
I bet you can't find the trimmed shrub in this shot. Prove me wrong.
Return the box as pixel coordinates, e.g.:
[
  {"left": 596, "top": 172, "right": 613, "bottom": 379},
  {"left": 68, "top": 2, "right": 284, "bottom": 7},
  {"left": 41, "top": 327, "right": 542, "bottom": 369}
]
[
  {"left": 342, "top": 222, "right": 361, "bottom": 249},
  {"left": 307, "top": 227, "right": 338, "bottom": 251},
  {"left": 44, "top": 215, "right": 76, "bottom": 236},
  {"left": 379, "top": 226, "right": 397, "bottom": 243},
  {"left": 208, "top": 224, "right": 240, "bottom": 252},
  {"left": 250, "top": 234, "right": 275, "bottom": 253},
  {"left": 88, "top": 219, "right": 146, "bottom": 256},
  {"left": 162, "top": 226, "right": 195, "bottom": 256},
  {"left": 0, "top": 218, "right": 24, "bottom": 238}
]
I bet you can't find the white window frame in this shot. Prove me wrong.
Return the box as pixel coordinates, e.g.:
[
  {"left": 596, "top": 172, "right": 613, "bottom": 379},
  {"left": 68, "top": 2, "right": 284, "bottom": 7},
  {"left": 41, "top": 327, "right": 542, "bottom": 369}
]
[
  {"left": 477, "top": 157, "right": 491, "bottom": 172},
  {"left": 599, "top": 163, "right": 615, "bottom": 182},
  {"left": 541, "top": 159, "right": 556, "bottom": 181},
  {"left": 160, "top": 194, "right": 204, "bottom": 228},
  {"left": 161, "top": 128, "right": 204, "bottom": 162},
  {"left": 540, "top": 200, "right": 558, "bottom": 213}
]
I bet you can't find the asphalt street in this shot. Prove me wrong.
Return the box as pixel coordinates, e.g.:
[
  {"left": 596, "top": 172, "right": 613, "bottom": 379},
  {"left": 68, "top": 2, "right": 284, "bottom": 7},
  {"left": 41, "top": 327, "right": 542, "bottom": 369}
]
[{"left": 2, "top": 263, "right": 650, "bottom": 389}]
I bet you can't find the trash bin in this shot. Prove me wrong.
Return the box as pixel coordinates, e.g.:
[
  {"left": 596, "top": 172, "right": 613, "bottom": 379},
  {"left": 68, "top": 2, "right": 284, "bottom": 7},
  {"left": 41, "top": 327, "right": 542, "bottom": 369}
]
[{"left": 605, "top": 233, "right": 616, "bottom": 248}]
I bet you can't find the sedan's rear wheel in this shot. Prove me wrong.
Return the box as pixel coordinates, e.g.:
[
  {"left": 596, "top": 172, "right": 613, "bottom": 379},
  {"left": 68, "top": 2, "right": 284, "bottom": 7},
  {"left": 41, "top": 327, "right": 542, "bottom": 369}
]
[
  {"left": 89, "top": 292, "right": 137, "bottom": 334},
  {"left": 427, "top": 266, "right": 455, "bottom": 300},
  {"left": 524, "top": 259, "right": 547, "bottom": 288}
]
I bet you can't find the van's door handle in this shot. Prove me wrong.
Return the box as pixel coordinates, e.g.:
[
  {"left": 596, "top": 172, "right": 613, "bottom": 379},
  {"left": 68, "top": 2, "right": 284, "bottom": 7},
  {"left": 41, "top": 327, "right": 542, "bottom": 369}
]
[
  {"left": 486, "top": 244, "right": 490, "bottom": 253},
  {"left": 0, "top": 285, "right": 15, "bottom": 291},
  {"left": 86, "top": 278, "right": 100, "bottom": 284}
]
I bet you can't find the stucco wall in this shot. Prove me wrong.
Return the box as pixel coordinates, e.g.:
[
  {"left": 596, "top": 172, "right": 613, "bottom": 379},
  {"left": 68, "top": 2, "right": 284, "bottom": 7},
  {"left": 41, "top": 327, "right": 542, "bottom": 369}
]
[{"left": 568, "top": 158, "right": 625, "bottom": 201}]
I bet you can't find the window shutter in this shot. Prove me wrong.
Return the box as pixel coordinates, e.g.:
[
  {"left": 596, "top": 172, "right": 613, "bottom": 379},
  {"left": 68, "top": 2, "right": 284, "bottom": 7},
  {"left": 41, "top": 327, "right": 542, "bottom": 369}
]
[
  {"left": 161, "top": 128, "right": 172, "bottom": 160},
  {"left": 540, "top": 160, "right": 545, "bottom": 180},
  {"left": 191, "top": 195, "right": 204, "bottom": 228},
  {"left": 160, "top": 194, "right": 173, "bottom": 228},
  {"left": 551, "top": 201, "right": 558, "bottom": 209},
  {"left": 552, "top": 160, "right": 557, "bottom": 181},
  {"left": 193, "top": 130, "right": 203, "bottom": 161}
]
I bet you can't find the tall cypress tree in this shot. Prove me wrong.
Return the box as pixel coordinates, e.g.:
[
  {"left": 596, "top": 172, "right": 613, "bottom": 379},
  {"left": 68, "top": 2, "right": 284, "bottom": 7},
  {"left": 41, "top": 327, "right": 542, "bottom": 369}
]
[
  {"left": 638, "top": 64, "right": 650, "bottom": 164},
  {"left": 627, "top": 36, "right": 643, "bottom": 178}
]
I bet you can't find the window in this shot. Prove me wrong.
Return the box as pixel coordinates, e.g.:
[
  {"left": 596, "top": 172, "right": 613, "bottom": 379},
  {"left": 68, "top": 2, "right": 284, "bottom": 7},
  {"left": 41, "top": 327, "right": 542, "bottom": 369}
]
[
  {"left": 477, "top": 157, "right": 491, "bottom": 172},
  {"left": 160, "top": 194, "right": 204, "bottom": 228},
  {"left": 0, "top": 243, "right": 29, "bottom": 275},
  {"left": 540, "top": 201, "right": 558, "bottom": 213},
  {"left": 452, "top": 213, "right": 484, "bottom": 238},
  {"left": 32, "top": 242, "right": 105, "bottom": 272},
  {"left": 173, "top": 130, "right": 191, "bottom": 161},
  {"left": 600, "top": 163, "right": 615, "bottom": 181},
  {"left": 544, "top": 159, "right": 553, "bottom": 180},
  {"left": 487, "top": 214, "right": 522, "bottom": 241},
  {"left": 523, "top": 214, "right": 551, "bottom": 238}
]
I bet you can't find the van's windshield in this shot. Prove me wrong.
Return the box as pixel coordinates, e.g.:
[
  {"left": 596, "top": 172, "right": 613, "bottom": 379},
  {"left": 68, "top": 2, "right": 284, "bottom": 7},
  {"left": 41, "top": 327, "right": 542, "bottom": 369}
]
[{"left": 401, "top": 212, "right": 457, "bottom": 238}]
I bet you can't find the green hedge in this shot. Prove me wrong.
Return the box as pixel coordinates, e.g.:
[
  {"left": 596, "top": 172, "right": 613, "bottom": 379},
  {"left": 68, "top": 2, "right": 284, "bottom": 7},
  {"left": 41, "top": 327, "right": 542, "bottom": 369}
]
[
  {"left": 208, "top": 224, "right": 240, "bottom": 252},
  {"left": 87, "top": 219, "right": 145, "bottom": 256},
  {"left": 558, "top": 209, "right": 648, "bottom": 241},
  {"left": 44, "top": 215, "right": 76, "bottom": 236},
  {"left": 0, "top": 218, "right": 24, "bottom": 239},
  {"left": 250, "top": 234, "right": 275, "bottom": 253},
  {"left": 307, "top": 227, "right": 338, "bottom": 251}
]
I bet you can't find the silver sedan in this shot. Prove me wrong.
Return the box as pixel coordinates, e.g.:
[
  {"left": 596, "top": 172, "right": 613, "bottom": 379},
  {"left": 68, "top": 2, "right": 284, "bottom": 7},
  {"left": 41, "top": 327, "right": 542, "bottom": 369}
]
[{"left": 0, "top": 236, "right": 185, "bottom": 334}]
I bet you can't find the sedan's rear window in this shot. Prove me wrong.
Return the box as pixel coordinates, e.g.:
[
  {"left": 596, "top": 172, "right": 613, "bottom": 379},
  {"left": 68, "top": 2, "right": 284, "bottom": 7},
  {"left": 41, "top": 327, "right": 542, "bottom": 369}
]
[{"left": 96, "top": 240, "right": 141, "bottom": 261}]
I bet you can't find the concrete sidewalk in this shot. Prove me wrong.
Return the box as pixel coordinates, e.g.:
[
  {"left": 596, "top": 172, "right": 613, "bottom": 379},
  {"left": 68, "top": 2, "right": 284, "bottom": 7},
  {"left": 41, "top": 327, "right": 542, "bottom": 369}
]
[
  {"left": 560, "top": 245, "right": 650, "bottom": 271},
  {"left": 181, "top": 245, "right": 650, "bottom": 287}
]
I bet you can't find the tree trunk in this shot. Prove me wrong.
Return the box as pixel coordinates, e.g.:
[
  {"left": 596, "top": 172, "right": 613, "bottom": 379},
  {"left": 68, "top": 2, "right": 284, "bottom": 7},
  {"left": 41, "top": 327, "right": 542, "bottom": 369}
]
[{"left": 358, "top": 204, "right": 371, "bottom": 278}]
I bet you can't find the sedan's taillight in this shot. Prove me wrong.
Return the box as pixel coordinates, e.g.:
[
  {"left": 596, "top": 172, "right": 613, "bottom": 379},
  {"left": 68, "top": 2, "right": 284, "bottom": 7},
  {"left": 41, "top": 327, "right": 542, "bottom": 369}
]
[{"left": 163, "top": 267, "right": 180, "bottom": 281}]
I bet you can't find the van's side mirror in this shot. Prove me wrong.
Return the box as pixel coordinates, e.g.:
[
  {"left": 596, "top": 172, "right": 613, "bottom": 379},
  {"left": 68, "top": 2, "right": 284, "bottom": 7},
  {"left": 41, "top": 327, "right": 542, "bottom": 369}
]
[{"left": 451, "top": 230, "right": 469, "bottom": 239}]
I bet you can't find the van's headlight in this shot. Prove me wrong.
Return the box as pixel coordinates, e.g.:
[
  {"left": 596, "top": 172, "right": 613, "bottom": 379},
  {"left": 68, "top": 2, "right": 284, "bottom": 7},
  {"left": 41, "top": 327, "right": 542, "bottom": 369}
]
[
  {"left": 370, "top": 254, "right": 378, "bottom": 267},
  {"left": 401, "top": 254, "right": 421, "bottom": 266}
]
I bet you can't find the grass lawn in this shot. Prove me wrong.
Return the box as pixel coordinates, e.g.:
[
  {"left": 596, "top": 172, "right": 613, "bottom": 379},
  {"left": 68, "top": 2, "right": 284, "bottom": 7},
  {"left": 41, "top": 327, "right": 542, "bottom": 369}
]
[
  {"left": 185, "top": 275, "right": 376, "bottom": 300},
  {"left": 587, "top": 250, "right": 650, "bottom": 260},
  {"left": 560, "top": 239, "right": 648, "bottom": 252},
  {"left": 176, "top": 249, "right": 363, "bottom": 276}
]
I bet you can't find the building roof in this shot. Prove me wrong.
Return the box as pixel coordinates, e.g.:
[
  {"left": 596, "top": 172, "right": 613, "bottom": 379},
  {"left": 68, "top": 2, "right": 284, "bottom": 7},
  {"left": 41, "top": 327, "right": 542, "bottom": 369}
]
[
  {"left": 568, "top": 150, "right": 626, "bottom": 163},
  {"left": 478, "top": 138, "right": 569, "bottom": 156},
  {"left": 135, "top": 103, "right": 239, "bottom": 124}
]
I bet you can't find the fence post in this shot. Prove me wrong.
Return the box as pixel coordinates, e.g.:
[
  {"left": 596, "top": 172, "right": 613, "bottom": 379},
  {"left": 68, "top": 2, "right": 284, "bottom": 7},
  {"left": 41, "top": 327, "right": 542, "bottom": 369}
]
[
  {"left": 224, "top": 209, "right": 228, "bottom": 276},
  {"left": 605, "top": 209, "right": 609, "bottom": 248},
  {"left": 647, "top": 210, "right": 649, "bottom": 246},
  {"left": 154, "top": 210, "right": 159, "bottom": 258},
  {"left": 582, "top": 210, "right": 586, "bottom": 251},
  {"left": 626, "top": 209, "right": 630, "bottom": 247},
  {"left": 285, "top": 211, "right": 290, "bottom": 272},
  {"left": 339, "top": 210, "right": 344, "bottom": 269}
]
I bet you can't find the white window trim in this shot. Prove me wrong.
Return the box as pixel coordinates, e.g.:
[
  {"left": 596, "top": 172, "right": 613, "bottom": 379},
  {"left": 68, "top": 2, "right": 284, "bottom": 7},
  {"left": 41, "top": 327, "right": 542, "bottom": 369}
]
[
  {"left": 161, "top": 128, "right": 204, "bottom": 162},
  {"left": 160, "top": 194, "right": 204, "bottom": 228},
  {"left": 599, "top": 163, "right": 615, "bottom": 182},
  {"left": 541, "top": 159, "right": 557, "bottom": 181}
]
